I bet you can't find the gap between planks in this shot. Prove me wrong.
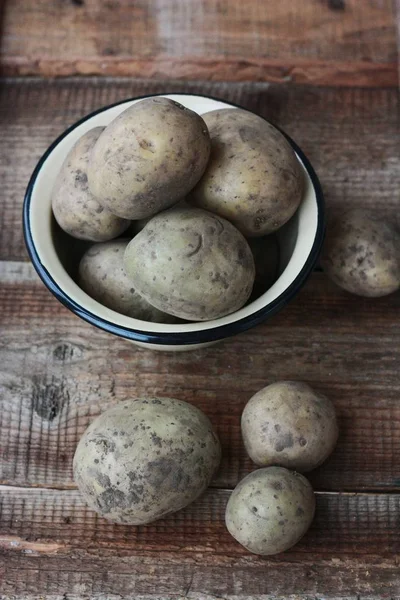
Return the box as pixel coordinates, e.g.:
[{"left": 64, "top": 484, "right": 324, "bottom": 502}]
[{"left": 2, "top": 482, "right": 400, "bottom": 495}]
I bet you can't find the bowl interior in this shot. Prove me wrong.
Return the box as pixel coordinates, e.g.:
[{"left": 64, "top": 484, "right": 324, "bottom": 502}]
[{"left": 27, "top": 94, "right": 319, "bottom": 335}]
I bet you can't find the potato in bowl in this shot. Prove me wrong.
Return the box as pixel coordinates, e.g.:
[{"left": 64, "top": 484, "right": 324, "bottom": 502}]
[{"left": 23, "top": 94, "right": 324, "bottom": 351}]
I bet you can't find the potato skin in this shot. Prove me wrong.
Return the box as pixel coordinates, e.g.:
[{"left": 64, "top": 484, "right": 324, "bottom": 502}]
[
  {"left": 78, "top": 240, "right": 176, "bottom": 322},
  {"left": 52, "top": 128, "right": 130, "bottom": 241},
  {"left": 87, "top": 98, "right": 211, "bottom": 220},
  {"left": 225, "top": 467, "right": 315, "bottom": 555},
  {"left": 73, "top": 398, "right": 221, "bottom": 525},
  {"left": 123, "top": 206, "right": 256, "bottom": 321},
  {"left": 321, "top": 209, "right": 400, "bottom": 297},
  {"left": 241, "top": 381, "right": 338, "bottom": 472},
  {"left": 190, "top": 109, "right": 304, "bottom": 237}
]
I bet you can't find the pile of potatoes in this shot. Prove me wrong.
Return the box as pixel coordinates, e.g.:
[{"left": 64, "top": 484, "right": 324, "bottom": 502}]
[
  {"left": 227, "top": 380, "right": 338, "bottom": 554},
  {"left": 74, "top": 381, "right": 337, "bottom": 555},
  {"left": 52, "top": 97, "right": 305, "bottom": 322}
]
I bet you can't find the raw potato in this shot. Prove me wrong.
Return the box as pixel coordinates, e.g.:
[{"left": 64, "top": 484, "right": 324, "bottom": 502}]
[
  {"left": 321, "top": 208, "right": 400, "bottom": 297},
  {"left": 88, "top": 98, "right": 211, "bottom": 220},
  {"left": 78, "top": 240, "right": 176, "bottom": 323},
  {"left": 73, "top": 398, "right": 221, "bottom": 524},
  {"left": 241, "top": 381, "right": 338, "bottom": 472},
  {"left": 130, "top": 199, "right": 189, "bottom": 235},
  {"left": 52, "top": 128, "right": 130, "bottom": 241},
  {"left": 123, "top": 206, "right": 256, "bottom": 321},
  {"left": 225, "top": 467, "right": 315, "bottom": 555},
  {"left": 190, "top": 108, "right": 304, "bottom": 237}
]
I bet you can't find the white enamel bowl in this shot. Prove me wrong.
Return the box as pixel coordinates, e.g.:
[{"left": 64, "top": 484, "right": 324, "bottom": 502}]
[{"left": 23, "top": 94, "right": 325, "bottom": 351}]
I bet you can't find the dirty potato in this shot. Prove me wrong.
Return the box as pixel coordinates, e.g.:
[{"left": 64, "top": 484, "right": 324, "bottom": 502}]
[
  {"left": 52, "top": 127, "right": 130, "bottom": 241},
  {"left": 190, "top": 108, "right": 304, "bottom": 237},
  {"left": 78, "top": 240, "right": 176, "bottom": 322},
  {"left": 241, "top": 381, "right": 338, "bottom": 472},
  {"left": 123, "top": 206, "right": 255, "bottom": 321},
  {"left": 225, "top": 467, "right": 315, "bottom": 555},
  {"left": 87, "top": 98, "right": 211, "bottom": 220},
  {"left": 321, "top": 208, "right": 400, "bottom": 297},
  {"left": 73, "top": 398, "right": 221, "bottom": 524}
]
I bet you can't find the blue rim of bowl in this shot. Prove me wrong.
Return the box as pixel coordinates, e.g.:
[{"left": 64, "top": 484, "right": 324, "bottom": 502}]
[{"left": 23, "top": 92, "right": 325, "bottom": 346}]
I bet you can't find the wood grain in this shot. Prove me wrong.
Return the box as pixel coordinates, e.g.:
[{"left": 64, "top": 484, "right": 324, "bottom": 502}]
[
  {"left": 1, "top": 78, "right": 399, "bottom": 262},
  {"left": 1, "top": 553, "right": 399, "bottom": 598},
  {"left": 1, "top": 266, "right": 399, "bottom": 492},
  {"left": 2, "top": 485, "right": 400, "bottom": 557},
  {"left": 1, "top": 485, "right": 400, "bottom": 596},
  {"left": 0, "top": 0, "right": 397, "bottom": 86},
  {"left": 1, "top": 597, "right": 392, "bottom": 600}
]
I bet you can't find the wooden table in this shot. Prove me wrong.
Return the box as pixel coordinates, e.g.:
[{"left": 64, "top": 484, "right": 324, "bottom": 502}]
[{"left": 0, "top": 1, "right": 399, "bottom": 598}]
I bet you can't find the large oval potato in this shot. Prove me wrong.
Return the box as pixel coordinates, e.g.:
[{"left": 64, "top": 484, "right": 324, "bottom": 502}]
[
  {"left": 88, "top": 98, "right": 211, "bottom": 220},
  {"left": 190, "top": 109, "right": 304, "bottom": 237},
  {"left": 73, "top": 398, "right": 221, "bottom": 524},
  {"left": 241, "top": 381, "right": 338, "bottom": 472},
  {"left": 52, "top": 128, "right": 130, "bottom": 241},
  {"left": 123, "top": 206, "right": 256, "bottom": 321},
  {"left": 78, "top": 240, "right": 176, "bottom": 322},
  {"left": 321, "top": 208, "right": 400, "bottom": 297},
  {"left": 225, "top": 467, "right": 315, "bottom": 555}
]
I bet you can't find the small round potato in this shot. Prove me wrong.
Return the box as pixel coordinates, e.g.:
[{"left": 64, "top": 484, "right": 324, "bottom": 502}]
[
  {"left": 225, "top": 467, "right": 315, "bottom": 555},
  {"left": 241, "top": 381, "right": 338, "bottom": 472},
  {"left": 78, "top": 240, "right": 176, "bottom": 322},
  {"left": 88, "top": 98, "right": 211, "bottom": 220},
  {"left": 73, "top": 398, "right": 221, "bottom": 524},
  {"left": 123, "top": 206, "right": 256, "bottom": 321},
  {"left": 321, "top": 209, "right": 400, "bottom": 297},
  {"left": 52, "top": 128, "right": 130, "bottom": 241},
  {"left": 190, "top": 108, "right": 304, "bottom": 237}
]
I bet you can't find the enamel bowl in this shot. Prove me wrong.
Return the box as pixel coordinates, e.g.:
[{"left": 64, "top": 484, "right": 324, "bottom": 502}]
[{"left": 23, "top": 94, "right": 324, "bottom": 351}]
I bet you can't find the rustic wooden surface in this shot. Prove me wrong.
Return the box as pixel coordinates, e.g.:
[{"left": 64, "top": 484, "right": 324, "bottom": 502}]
[
  {"left": 0, "top": 0, "right": 398, "bottom": 86},
  {"left": 0, "top": 1, "right": 400, "bottom": 598},
  {"left": 1, "top": 265, "right": 400, "bottom": 493}
]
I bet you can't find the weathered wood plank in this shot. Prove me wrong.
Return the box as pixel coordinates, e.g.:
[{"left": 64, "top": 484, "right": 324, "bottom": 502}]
[
  {"left": 0, "top": 597, "right": 390, "bottom": 600},
  {"left": 1, "top": 486, "right": 400, "bottom": 596},
  {"left": 3, "top": 596, "right": 376, "bottom": 600},
  {"left": 1, "top": 553, "right": 399, "bottom": 598},
  {"left": 4, "top": 597, "right": 380, "bottom": 600},
  {"left": 1, "top": 0, "right": 397, "bottom": 86},
  {"left": 2, "top": 485, "right": 400, "bottom": 557},
  {"left": 0, "top": 78, "right": 398, "bottom": 262},
  {"left": 1, "top": 270, "right": 399, "bottom": 491}
]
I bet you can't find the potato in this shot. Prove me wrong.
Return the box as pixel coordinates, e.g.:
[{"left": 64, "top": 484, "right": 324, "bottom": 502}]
[
  {"left": 87, "top": 98, "right": 211, "bottom": 220},
  {"left": 123, "top": 206, "right": 256, "bottom": 321},
  {"left": 248, "top": 234, "right": 280, "bottom": 296},
  {"left": 241, "top": 381, "right": 338, "bottom": 472},
  {"left": 226, "top": 467, "right": 315, "bottom": 555},
  {"left": 73, "top": 398, "right": 221, "bottom": 524},
  {"left": 130, "top": 199, "right": 190, "bottom": 235},
  {"left": 190, "top": 108, "right": 304, "bottom": 237},
  {"left": 78, "top": 240, "right": 176, "bottom": 323},
  {"left": 52, "top": 128, "right": 130, "bottom": 241},
  {"left": 321, "top": 209, "right": 400, "bottom": 297}
]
